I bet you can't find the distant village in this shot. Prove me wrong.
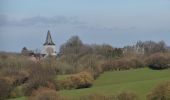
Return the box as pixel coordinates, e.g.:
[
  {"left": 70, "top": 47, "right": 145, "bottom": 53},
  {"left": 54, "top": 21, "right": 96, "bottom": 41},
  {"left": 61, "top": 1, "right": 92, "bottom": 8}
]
[
  {"left": 21, "top": 30, "right": 169, "bottom": 61},
  {"left": 21, "top": 30, "right": 57, "bottom": 61}
]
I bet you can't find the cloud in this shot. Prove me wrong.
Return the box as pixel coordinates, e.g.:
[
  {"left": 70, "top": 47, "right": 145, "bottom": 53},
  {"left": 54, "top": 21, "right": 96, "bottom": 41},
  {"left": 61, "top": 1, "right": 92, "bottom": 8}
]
[
  {"left": 0, "top": 15, "right": 85, "bottom": 27},
  {"left": 0, "top": 14, "right": 135, "bottom": 32},
  {"left": 0, "top": 14, "right": 143, "bottom": 33},
  {"left": 20, "top": 16, "right": 70, "bottom": 26},
  {"left": 76, "top": 24, "right": 137, "bottom": 33},
  {"left": 0, "top": 14, "right": 8, "bottom": 26}
]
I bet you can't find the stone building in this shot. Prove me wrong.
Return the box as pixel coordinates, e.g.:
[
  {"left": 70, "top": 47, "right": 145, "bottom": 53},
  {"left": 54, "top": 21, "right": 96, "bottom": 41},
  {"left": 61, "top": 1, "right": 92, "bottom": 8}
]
[
  {"left": 41, "top": 30, "right": 57, "bottom": 58},
  {"left": 21, "top": 47, "right": 34, "bottom": 56},
  {"left": 123, "top": 41, "right": 145, "bottom": 55},
  {"left": 21, "top": 30, "right": 57, "bottom": 60}
]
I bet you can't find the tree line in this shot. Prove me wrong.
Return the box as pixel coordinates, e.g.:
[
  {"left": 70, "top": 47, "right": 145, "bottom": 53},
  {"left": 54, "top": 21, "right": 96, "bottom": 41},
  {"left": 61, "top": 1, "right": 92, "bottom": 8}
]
[{"left": 0, "top": 36, "right": 170, "bottom": 100}]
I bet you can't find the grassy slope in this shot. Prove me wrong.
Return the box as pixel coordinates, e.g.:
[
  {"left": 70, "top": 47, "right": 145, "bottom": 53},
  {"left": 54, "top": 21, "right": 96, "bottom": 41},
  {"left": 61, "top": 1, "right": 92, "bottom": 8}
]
[
  {"left": 59, "top": 68, "right": 170, "bottom": 100},
  {"left": 10, "top": 68, "right": 170, "bottom": 100},
  {"left": 8, "top": 97, "right": 26, "bottom": 100}
]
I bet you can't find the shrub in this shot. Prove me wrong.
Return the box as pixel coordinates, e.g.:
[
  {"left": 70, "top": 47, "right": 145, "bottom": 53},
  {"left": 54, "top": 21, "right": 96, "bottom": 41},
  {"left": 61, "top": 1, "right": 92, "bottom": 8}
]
[
  {"left": 0, "top": 55, "right": 31, "bottom": 87},
  {"left": 130, "top": 57, "right": 145, "bottom": 68},
  {"left": 147, "top": 81, "right": 170, "bottom": 100},
  {"left": 54, "top": 61, "right": 75, "bottom": 74},
  {"left": 23, "top": 64, "right": 56, "bottom": 96},
  {"left": 79, "top": 94, "right": 115, "bottom": 100},
  {"left": 9, "top": 86, "right": 24, "bottom": 98},
  {"left": 0, "top": 77, "right": 12, "bottom": 100},
  {"left": 59, "top": 71, "right": 94, "bottom": 89},
  {"left": 29, "top": 87, "right": 66, "bottom": 100},
  {"left": 101, "top": 57, "right": 144, "bottom": 71},
  {"left": 79, "top": 92, "right": 138, "bottom": 100},
  {"left": 71, "top": 72, "right": 94, "bottom": 89},
  {"left": 58, "top": 78, "right": 73, "bottom": 89},
  {"left": 116, "top": 92, "right": 138, "bottom": 100},
  {"left": 85, "top": 66, "right": 103, "bottom": 79},
  {"left": 146, "top": 53, "right": 170, "bottom": 70}
]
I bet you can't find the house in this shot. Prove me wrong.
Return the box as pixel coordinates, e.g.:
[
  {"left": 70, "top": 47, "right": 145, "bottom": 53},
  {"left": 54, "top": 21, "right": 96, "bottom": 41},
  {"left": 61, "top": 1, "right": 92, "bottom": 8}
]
[
  {"left": 21, "top": 47, "right": 34, "bottom": 56},
  {"left": 123, "top": 41, "right": 145, "bottom": 55}
]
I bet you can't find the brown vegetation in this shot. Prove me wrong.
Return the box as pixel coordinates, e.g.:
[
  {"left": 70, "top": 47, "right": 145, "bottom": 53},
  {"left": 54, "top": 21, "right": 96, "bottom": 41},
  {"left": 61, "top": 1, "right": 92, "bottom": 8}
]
[
  {"left": 101, "top": 56, "right": 144, "bottom": 71},
  {"left": 147, "top": 81, "right": 170, "bottom": 100},
  {"left": 59, "top": 71, "right": 94, "bottom": 89},
  {"left": 29, "top": 87, "right": 66, "bottom": 100},
  {"left": 146, "top": 53, "right": 170, "bottom": 70},
  {"left": 23, "top": 64, "right": 57, "bottom": 96},
  {"left": 79, "top": 92, "right": 138, "bottom": 100},
  {"left": 116, "top": 92, "right": 139, "bottom": 100},
  {"left": 0, "top": 77, "right": 12, "bottom": 100},
  {"left": 0, "top": 36, "right": 170, "bottom": 100}
]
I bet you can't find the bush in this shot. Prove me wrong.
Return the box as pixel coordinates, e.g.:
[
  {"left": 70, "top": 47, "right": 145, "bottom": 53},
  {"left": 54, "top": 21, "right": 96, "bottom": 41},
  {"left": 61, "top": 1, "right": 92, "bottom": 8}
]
[
  {"left": 71, "top": 72, "right": 94, "bottom": 89},
  {"left": 116, "top": 92, "right": 138, "bottom": 100},
  {"left": 58, "top": 78, "right": 73, "bottom": 89},
  {"left": 23, "top": 64, "right": 56, "bottom": 96},
  {"left": 146, "top": 53, "right": 170, "bottom": 70},
  {"left": 147, "top": 81, "right": 170, "bottom": 100},
  {"left": 101, "top": 57, "right": 144, "bottom": 71},
  {"left": 59, "top": 71, "right": 94, "bottom": 89},
  {"left": 85, "top": 66, "right": 104, "bottom": 79},
  {"left": 9, "top": 86, "right": 24, "bottom": 98},
  {"left": 79, "top": 92, "right": 138, "bottom": 100},
  {"left": 79, "top": 94, "right": 115, "bottom": 100},
  {"left": 29, "top": 87, "right": 66, "bottom": 100},
  {"left": 0, "top": 78, "right": 12, "bottom": 100}
]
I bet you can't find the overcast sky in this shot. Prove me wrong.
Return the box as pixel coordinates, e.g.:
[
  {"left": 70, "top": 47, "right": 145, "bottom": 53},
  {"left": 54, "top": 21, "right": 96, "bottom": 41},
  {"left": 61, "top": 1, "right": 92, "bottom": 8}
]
[{"left": 0, "top": 0, "right": 170, "bottom": 52}]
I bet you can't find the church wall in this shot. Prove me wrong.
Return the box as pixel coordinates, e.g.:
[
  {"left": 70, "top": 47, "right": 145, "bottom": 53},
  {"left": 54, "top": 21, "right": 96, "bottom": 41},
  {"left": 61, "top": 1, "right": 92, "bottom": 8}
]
[{"left": 41, "top": 45, "right": 57, "bottom": 56}]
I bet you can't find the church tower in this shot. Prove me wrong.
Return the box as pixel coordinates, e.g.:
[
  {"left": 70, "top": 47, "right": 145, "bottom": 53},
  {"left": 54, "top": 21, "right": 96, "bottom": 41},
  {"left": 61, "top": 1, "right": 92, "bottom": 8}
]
[{"left": 42, "top": 30, "right": 57, "bottom": 57}]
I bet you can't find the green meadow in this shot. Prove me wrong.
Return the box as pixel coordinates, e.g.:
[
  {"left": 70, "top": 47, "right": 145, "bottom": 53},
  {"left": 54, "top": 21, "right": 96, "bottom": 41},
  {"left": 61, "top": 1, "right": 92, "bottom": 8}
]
[
  {"left": 10, "top": 68, "right": 170, "bottom": 100},
  {"left": 8, "top": 97, "right": 26, "bottom": 100},
  {"left": 59, "top": 68, "right": 170, "bottom": 100}
]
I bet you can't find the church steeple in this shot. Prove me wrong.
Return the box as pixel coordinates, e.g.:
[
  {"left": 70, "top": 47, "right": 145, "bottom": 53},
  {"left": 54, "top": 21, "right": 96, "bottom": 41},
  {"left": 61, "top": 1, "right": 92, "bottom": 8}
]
[{"left": 43, "top": 30, "right": 55, "bottom": 45}]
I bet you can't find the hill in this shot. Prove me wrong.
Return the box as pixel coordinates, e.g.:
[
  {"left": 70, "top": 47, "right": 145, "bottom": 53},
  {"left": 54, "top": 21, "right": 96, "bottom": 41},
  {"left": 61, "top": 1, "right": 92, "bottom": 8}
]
[
  {"left": 58, "top": 68, "right": 170, "bottom": 100},
  {"left": 9, "top": 68, "right": 170, "bottom": 100}
]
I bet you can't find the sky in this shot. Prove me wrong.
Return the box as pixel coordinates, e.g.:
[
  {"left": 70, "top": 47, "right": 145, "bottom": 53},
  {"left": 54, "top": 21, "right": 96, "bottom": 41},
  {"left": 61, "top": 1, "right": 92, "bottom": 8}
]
[{"left": 0, "top": 0, "right": 170, "bottom": 52}]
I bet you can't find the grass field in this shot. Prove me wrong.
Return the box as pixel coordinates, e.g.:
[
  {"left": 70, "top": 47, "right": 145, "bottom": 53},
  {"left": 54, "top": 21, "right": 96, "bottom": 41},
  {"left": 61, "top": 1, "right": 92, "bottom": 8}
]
[
  {"left": 59, "top": 68, "right": 170, "bottom": 100},
  {"left": 10, "top": 68, "right": 170, "bottom": 100},
  {"left": 8, "top": 97, "right": 26, "bottom": 100}
]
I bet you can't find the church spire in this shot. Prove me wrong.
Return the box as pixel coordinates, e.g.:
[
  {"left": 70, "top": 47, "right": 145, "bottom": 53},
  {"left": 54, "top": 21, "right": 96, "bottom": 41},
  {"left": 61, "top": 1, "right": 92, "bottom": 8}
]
[{"left": 43, "top": 30, "right": 55, "bottom": 45}]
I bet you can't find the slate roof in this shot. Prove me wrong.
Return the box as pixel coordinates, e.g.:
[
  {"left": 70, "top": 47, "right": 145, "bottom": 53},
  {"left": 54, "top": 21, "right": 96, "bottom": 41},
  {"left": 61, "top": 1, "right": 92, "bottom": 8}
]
[{"left": 43, "top": 30, "right": 55, "bottom": 45}]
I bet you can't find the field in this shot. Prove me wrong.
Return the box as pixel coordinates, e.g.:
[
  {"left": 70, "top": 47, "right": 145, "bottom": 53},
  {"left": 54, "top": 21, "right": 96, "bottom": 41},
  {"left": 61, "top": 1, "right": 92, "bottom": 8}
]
[
  {"left": 10, "top": 68, "right": 170, "bottom": 100},
  {"left": 59, "top": 68, "right": 170, "bottom": 100},
  {"left": 8, "top": 97, "right": 26, "bottom": 100}
]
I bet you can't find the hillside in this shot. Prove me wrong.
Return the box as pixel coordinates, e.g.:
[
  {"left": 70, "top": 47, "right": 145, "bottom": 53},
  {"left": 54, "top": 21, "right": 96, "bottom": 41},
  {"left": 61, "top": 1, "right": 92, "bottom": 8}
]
[
  {"left": 59, "top": 68, "right": 170, "bottom": 100},
  {"left": 9, "top": 68, "right": 170, "bottom": 100}
]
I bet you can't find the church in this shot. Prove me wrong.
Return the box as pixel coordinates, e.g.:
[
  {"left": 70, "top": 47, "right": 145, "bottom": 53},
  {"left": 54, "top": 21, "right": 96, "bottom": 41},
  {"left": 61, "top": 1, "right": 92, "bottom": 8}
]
[
  {"left": 21, "top": 30, "right": 57, "bottom": 59},
  {"left": 41, "top": 30, "right": 57, "bottom": 57}
]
